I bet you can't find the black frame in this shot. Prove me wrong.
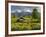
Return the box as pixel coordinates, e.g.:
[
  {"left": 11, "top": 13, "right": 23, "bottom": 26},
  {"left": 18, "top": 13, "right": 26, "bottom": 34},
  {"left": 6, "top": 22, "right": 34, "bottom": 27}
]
[{"left": 5, "top": 1, "right": 45, "bottom": 37}]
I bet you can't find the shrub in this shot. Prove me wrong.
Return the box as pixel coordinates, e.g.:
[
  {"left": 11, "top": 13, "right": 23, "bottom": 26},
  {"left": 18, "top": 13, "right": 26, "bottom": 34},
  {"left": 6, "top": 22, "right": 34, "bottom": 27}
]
[{"left": 31, "top": 23, "right": 41, "bottom": 30}]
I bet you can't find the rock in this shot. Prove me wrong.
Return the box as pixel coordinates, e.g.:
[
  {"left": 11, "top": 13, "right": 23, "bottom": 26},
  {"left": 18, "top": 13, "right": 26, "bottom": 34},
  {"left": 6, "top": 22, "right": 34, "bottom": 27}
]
[{"left": 16, "top": 16, "right": 25, "bottom": 22}]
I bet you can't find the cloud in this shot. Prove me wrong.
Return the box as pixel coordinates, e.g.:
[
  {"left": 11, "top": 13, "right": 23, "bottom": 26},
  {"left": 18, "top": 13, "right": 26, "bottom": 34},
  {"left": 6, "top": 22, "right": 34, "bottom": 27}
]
[
  {"left": 24, "top": 8, "right": 32, "bottom": 13},
  {"left": 26, "top": 9, "right": 32, "bottom": 12},
  {"left": 17, "top": 9, "right": 22, "bottom": 13}
]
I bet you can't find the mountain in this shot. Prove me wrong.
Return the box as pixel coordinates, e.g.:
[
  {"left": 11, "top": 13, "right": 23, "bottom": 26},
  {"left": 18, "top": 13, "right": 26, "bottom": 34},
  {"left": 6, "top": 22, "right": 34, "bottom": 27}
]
[{"left": 11, "top": 12, "right": 32, "bottom": 17}]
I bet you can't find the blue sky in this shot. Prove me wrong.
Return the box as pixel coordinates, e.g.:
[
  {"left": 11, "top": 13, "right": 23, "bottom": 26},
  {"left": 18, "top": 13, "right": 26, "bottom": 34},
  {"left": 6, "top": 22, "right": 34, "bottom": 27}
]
[{"left": 11, "top": 6, "right": 41, "bottom": 13}]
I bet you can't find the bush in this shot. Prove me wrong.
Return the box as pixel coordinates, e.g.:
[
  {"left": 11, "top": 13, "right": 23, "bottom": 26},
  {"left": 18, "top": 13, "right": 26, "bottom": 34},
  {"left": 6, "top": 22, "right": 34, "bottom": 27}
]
[{"left": 31, "top": 23, "right": 41, "bottom": 30}]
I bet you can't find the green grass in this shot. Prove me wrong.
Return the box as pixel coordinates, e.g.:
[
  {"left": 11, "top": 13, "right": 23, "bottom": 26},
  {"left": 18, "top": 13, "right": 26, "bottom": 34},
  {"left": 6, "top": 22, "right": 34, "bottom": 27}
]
[{"left": 11, "top": 16, "right": 41, "bottom": 31}]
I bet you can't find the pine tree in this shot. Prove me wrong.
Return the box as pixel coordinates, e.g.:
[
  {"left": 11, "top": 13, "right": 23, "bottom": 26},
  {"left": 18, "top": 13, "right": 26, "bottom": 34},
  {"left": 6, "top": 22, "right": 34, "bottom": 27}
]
[{"left": 32, "top": 8, "right": 40, "bottom": 19}]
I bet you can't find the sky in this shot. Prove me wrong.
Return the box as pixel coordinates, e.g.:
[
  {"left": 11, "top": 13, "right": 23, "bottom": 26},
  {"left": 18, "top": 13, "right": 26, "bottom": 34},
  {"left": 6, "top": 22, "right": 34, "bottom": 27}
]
[{"left": 11, "top": 6, "right": 41, "bottom": 13}]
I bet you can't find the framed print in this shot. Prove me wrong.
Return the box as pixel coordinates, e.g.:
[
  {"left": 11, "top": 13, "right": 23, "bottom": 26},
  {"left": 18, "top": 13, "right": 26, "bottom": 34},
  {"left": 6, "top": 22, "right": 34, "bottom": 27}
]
[{"left": 5, "top": 1, "right": 45, "bottom": 37}]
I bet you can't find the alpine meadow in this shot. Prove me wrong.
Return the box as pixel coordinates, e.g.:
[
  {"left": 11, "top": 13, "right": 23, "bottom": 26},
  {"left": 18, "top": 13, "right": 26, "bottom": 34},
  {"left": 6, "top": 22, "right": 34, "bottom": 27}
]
[{"left": 11, "top": 6, "right": 41, "bottom": 31}]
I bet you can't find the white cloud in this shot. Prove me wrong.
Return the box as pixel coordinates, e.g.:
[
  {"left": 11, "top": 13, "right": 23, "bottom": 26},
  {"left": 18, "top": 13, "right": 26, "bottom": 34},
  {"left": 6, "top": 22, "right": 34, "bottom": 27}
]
[
  {"left": 17, "top": 9, "right": 22, "bottom": 13},
  {"left": 26, "top": 9, "right": 31, "bottom": 12},
  {"left": 24, "top": 8, "right": 32, "bottom": 13}
]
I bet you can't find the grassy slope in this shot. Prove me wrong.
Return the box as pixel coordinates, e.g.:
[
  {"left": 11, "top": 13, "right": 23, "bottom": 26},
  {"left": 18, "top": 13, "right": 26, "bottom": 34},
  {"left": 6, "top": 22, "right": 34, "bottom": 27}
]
[{"left": 11, "top": 16, "right": 41, "bottom": 31}]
